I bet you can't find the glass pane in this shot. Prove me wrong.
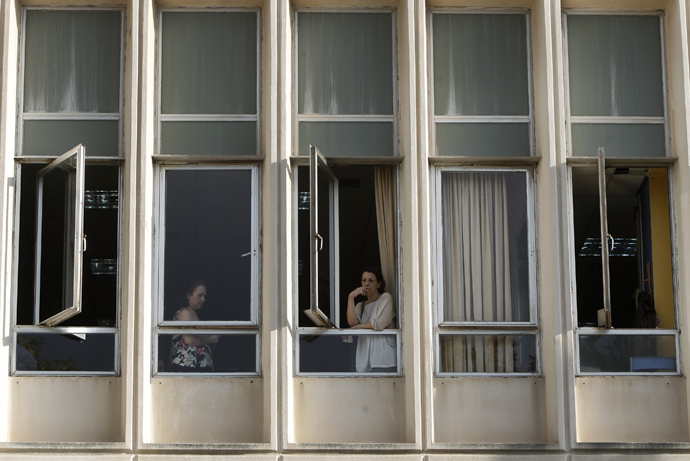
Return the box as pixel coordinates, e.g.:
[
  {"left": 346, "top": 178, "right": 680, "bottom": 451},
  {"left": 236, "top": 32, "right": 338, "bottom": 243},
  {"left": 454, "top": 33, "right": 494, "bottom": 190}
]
[
  {"left": 16, "top": 333, "right": 115, "bottom": 372},
  {"left": 23, "top": 120, "right": 119, "bottom": 157},
  {"left": 573, "top": 167, "right": 675, "bottom": 329},
  {"left": 298, "top": 13, "right": 393, "bottom": 115},
  {"left": 567, "top": 15, "right": 664, "bottom": 117},
  {"left": 571, "top": 124, "right": 665, "bottom": 157},
  {"left": 439, "top": 334, "right": 536, "bottom": 373},
  {"left": 299, "top": 122, "right": 393, "bottom": 157},
  {"left": 24, "top": 11, "right": 121, "bottom": 113},
  {"left": 16, "top": 165, "right": 119, "bottom": 327},
  {"left": 299, "top": 333, "right": 397, "bottom": 373},
  {"left": 163, "top": 169, "right": 253, "bottom": 322},
  {"left": 435, "top": 123, "right": 530, "bottom": 157},
  {"left": 579, "top": 334, "right": 677, "bottom": 373},
  {"left": 440, "top": 172, "right": 531, "bottom": 322},
  {"left": 160, "top": 121, "right": 256, "bottom": 156},
  {"left": 161, "top": 12, "right": 257, "bottom": 115},
  {"left": 433, "top": 14, "right": 529, "bottom": 116},
  {"left": 157, "top": 333, "right": 256, "bottom": 373}
]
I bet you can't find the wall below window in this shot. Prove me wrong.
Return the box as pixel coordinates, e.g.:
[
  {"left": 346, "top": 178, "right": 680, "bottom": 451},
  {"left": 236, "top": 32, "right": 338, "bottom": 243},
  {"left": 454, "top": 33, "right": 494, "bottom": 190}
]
[
  {"left": 433, "top": 377, "right": 548, "bottom": 443},
  {"left": 9, "top": 377, "right": 122, "bottom": 442},
  {"left": 575, "top": 376, "right": 688, "bottom": 442},
  {"left": 150, "top": 377, "right": 264, "bottom": 443},
  {"left": 292, "top": 378, "right": 406, "bottom": 443}
]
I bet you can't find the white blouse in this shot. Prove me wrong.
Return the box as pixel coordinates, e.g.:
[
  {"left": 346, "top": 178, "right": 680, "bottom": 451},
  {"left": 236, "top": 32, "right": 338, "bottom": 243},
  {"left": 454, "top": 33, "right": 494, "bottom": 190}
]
[{"left": 354, "top": 292, "right": 396, "bottom": 372}]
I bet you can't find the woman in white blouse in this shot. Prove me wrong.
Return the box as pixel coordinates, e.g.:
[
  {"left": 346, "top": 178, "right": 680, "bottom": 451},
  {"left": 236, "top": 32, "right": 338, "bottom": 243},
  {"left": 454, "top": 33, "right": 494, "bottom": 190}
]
[{"left": 346, "top": 267, "right": 396, "bottom": 372}]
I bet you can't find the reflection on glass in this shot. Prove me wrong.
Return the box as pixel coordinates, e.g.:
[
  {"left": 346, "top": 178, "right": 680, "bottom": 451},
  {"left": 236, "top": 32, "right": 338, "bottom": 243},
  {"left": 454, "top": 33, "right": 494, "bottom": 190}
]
[
  {"left": 440, "top": 171, "right": 530, "bottom": 322},
  {"left": 161, "top": 12, "right": 257, "bottom": 115},
  {"left": 435, "top": 123, "right": 530, "bottom": 157},
  {"left": 439, "top": 334, "right": 536, "bottom": 373},
  {"left": 433, "top": 14, "right": 529, "bottom": 116},
  {"left": 163, "top": 169, "right": 253, "bottom": 322},
  {"left": 16, "top": 333, "right": 116, "bottom": 372},
  {"left": 23, "top": 11, "right": 121, "bottom": 113},
  {"left": 157, "top": 333, "right": 256, "bottom": 373},
  {"left": 299, "top": 333, "right": 397, "bottom": 373},
  {"left": 298, "top": 13, "right": 393, "bottom": 115},
  {"left": 567, "top": 15, "right": 663, "bottom": 117},
  {"left": 579, "top": 334, "right": 676, "bottom": 373}
]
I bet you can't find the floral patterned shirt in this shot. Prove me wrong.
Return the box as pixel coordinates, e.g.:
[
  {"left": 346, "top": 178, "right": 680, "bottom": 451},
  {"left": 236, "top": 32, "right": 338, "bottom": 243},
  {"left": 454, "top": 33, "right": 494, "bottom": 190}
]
[{"left": 170, "top": 308, "right": 213, "bottom": 370}]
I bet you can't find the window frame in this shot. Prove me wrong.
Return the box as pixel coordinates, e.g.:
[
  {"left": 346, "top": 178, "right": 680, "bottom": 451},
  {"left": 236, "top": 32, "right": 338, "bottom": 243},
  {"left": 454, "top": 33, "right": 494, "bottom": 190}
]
[
  {"left": 11, "top": 6, "right": 125, "bottom": 377},
  {"left": 292, "top": 7, "right": 399, "bottom": 158},
  {"left": 427, "top": 8, "right": 535, "bottom": 159},
  {"left": 431, "top": 165, "right": 540, "bottom": 377},
  {"left": 567, "top": 158, "right": 681, "bottom": 376},
  {"left": 152, "top": 163, "right": 262, "bottom": 377},
  {"left": 562, "top": 10, "right": 670, "bottom": 159},
  {"left": 155, "top": 7, "right": 262, "bottom": 158},
  {"left": 16, "top": 7, "right": 126, "bottom": 159}
]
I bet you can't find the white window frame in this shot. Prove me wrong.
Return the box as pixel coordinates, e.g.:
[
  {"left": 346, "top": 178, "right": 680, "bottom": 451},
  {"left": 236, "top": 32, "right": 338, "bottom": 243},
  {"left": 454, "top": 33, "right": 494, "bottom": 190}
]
[
  {"left": 155, "top": 7, "right": 262, "bottom": 158},
  {"left": 431, "top": 166, "right": 540, "bottom": 377},
  {"left": 153, "top": 164, "right": 262, "bottom": 377},
  {"left": 292, "top": 153, "right": 403, "bottom": 377},
  {"left": 562, "top": 10, "right": 670, "bottom": 159},
  {"left": 11, "top": 6, "right": 125, "bottom": 377},
  {"left": 567, "top": 155, "right": 681, "bottom": 376},
  {"left": 292, "top": 8, "right": 399, "bottom": 158},
  {"left": 427, "top": 8, "right": 534, "bottom": 158}
]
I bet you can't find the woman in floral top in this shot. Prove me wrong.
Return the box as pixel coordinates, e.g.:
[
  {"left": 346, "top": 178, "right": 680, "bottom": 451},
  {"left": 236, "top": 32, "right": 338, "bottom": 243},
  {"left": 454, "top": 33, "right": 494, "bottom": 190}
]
[{"left": 170, "top": 280, "right": 220, "bottom": 372}]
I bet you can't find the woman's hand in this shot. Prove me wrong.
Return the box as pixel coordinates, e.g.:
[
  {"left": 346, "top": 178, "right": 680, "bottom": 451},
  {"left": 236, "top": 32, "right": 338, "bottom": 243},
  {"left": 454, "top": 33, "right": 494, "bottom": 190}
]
[{"left": 348, "top": 286, "right": 368, "bottom": 299}]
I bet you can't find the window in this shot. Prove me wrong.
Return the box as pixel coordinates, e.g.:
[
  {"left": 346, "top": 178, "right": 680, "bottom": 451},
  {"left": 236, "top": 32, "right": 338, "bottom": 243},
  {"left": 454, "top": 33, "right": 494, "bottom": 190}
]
[
  {"left": 430, "top": 11, "right": 532, "bottom": 157},
  {"left": 565, "top": 13, "right": 678, "bottom": 375},
  {"left": 429, "top": 11, "right": 537, "bottom": 376},
  {"left": 153, "top": 10, "right": 261, "bottom": 375},
  {"left": 13, "top": 9, "right": 124, "bottom": 375},
  {"left": 294, "top": 10, "right": 399, "bottom": 375},
  {"left": 295, "top": 10, "right": 396, "bottom": 157}
]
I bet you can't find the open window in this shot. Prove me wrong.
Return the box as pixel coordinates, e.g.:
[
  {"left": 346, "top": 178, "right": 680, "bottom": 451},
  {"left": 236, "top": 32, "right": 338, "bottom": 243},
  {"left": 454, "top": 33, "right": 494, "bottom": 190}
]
[
  {"left": 34, "top": 144, "right": 86, "bottom": 326},
  {"left": 295, "top": 149, "right": 399, "bottom": 375},
  {"left": 571, "top": 149, "right": 678, "bottom": 374}
]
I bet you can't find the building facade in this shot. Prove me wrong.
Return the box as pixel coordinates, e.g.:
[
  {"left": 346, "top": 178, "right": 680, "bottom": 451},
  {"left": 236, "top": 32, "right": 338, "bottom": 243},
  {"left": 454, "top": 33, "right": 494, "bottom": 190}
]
[{"left": 0, "top": 0, "right": 690, "bottom": 459}]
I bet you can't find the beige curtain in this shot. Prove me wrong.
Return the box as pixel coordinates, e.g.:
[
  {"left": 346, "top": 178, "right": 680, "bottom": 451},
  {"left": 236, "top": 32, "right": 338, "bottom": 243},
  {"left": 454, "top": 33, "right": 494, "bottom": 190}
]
[
  {"left": 375, "top": 167, "right": 397, "bottom": 303},
  {"left": 441, "top": 172, "right": 514, "bottom": 373}
]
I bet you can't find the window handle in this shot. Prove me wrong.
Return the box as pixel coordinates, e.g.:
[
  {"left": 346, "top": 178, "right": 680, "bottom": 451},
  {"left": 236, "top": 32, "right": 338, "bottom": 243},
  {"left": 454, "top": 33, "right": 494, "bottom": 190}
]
[
  {"left": 241, "top": 251, "right": 251, "bottom": 257},
  {"left": 315, "top": 233, "right": 324, "bottom": 251},
  {"left": 607, "top": 233, "right": 615, "bottom": 251},
  {"left": 83, "top": 234, "right": 87, "bottom": 252}
]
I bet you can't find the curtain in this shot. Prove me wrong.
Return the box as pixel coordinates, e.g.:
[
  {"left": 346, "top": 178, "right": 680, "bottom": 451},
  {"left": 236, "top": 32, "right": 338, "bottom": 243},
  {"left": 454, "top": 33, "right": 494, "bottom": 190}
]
[
  {"left": 441, "top": 172, "right": 514, "bottom": 372},
  {"left": 375, "top": 167, "right": 397, "bottom": 306}
]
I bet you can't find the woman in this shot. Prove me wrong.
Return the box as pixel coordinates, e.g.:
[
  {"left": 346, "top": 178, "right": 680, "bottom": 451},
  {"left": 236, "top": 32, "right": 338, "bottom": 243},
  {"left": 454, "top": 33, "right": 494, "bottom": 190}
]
[
  {"left": 170, "top": 280, "right": 220, "bottom": 372},
  {"left": 347, "top": 267, "right": 396, "bottom": 373}
]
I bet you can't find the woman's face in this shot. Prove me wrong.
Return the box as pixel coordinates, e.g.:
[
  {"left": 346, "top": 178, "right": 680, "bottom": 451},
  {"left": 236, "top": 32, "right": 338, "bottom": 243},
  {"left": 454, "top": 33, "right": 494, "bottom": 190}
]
[
  {"left": 187, "top": 285, "right": 207, "bottom": 311},
  {"left": 361, "top": 272, "right": 381, "bottom": 294}
]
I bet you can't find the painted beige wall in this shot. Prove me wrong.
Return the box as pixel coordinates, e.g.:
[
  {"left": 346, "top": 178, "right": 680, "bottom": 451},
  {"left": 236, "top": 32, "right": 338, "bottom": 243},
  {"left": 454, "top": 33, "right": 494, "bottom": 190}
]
[
  {"left": 292, "top": 378, "right": 407, "bottom": 443},
  {"left": 575, "top": 377, "right": 689, "bottom": 442},
  {"left": 150, "top": 377, "right": 264, "bottom": 443},
  {"left": 433, "top": 378, "right": 548, "bottom": 443},
  {"left": 9, "top": 377, "right": 123, "bottom": 442}
]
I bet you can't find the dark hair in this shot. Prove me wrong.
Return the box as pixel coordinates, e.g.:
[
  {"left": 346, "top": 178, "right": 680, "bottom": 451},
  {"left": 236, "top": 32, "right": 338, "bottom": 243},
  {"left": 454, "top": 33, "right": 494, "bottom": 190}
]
[
  {"left": 186, "top": 279, "right": 206, "bottom": 297},
  {"left": 361, "top": 267, "right": 385, "bottom": 293}
]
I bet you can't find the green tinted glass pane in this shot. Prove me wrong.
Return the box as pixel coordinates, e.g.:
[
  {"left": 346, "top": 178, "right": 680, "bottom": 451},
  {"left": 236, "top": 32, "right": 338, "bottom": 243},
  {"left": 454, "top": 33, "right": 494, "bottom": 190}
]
[
  {"left": 161, "top": 12, "right": 257, "bottom": 114},
  {"left": 299, "top": 122, "right": 393, "bottom": 157},
  {"left": 298, "top": 13, "right": 393, "bottom": 115},
  {"left": 23, "top": 120, "right": 118, "bottom": 157},
  {"left": 571, "top": 124, "right": 665, "bottom": 157},
  {"left": 435, "top": 123, "right": 530, "bottom": 156},
  {"left": 161, "top": 121, "right": 256, "bottom": 156},
  {"left": 24, "top": 11, "right": 121, "bottom": 113},
  {"left": 567, "top": 15, "right": 664, "bottom": 117},
  {"left": 433, "top": 14, "right": 529, "bottom": 116}
]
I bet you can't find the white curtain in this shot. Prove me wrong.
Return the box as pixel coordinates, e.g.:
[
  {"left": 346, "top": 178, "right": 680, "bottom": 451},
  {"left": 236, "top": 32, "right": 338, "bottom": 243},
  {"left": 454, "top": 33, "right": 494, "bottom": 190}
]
[
  {"left": 441, "top": 172, "right": 514, "bottom": 372},
  {"left": 375, "top": 167, "right": 396, "bottom": 304}
]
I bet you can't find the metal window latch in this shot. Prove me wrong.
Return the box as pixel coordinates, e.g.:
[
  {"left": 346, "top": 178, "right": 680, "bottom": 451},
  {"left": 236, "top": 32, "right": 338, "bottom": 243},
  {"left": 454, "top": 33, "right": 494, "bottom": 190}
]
[
  {"left": 315, "top": 233, "right": 323, "bottom": 251},
  {"left": 241, "top": 251, "right": 252, "bottom": 257},
  {"left": 83, "top": 234, "right": 87, "bottom": 252},
  {"left": 607, "top": 233, "right": 615, "bottom": 251}
]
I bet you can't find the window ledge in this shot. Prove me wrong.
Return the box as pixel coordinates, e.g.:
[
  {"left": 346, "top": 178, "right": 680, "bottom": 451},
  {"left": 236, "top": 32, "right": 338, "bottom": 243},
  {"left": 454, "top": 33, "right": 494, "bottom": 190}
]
[{"left": 429, "top": 156, "right": 541, "bottom": 165}]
